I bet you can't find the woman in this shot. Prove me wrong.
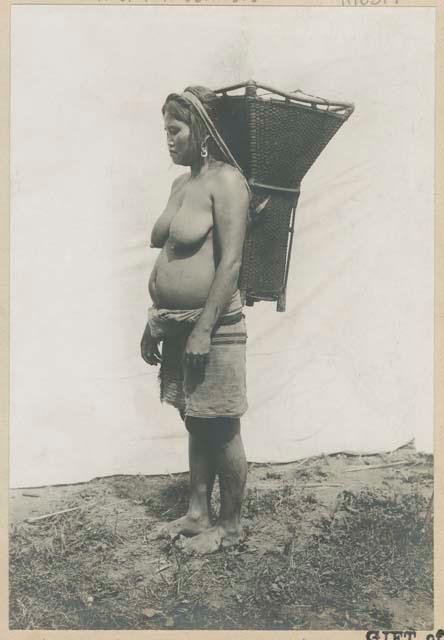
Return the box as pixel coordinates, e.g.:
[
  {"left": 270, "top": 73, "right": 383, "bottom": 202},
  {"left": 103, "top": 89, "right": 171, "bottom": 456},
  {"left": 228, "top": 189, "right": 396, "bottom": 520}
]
[{"left": 140, "top": 86, "right": 250, "bottom": 555}]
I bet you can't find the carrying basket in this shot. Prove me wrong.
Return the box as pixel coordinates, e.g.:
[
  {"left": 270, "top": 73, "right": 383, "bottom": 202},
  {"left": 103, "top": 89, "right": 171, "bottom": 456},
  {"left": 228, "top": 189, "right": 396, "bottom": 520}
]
[{"left": 214, "top": 80, "right": 354, "bottom": 311}]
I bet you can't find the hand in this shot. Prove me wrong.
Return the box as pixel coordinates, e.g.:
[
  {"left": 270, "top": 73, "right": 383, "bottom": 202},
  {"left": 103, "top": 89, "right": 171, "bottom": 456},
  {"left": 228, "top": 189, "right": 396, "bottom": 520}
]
[
  {"left": 184, "top": 328, "right": 211, "bottom": 370},
  {"left": 141, "top": 323, "right": 162, "bottom": 366}
]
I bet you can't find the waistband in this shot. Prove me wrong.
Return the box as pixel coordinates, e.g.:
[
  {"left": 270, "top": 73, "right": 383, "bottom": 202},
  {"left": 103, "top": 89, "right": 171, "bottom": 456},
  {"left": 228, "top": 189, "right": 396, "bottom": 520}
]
[{"left": 148, "top": 289, "right": 243, "bottom": 339}]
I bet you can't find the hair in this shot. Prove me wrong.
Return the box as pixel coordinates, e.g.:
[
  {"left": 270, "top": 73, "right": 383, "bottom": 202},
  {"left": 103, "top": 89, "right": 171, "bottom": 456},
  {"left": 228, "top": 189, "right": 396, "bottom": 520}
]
[{"left": 161, "top": 85, "right": 226, "bottom": 166}]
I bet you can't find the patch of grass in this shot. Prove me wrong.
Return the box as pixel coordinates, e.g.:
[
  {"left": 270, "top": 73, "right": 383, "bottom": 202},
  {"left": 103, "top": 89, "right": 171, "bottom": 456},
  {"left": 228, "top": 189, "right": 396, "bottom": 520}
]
[
  {"left": 263, "top": 471, "right": 282, "bottom": 480},
  {"left": 243, "top": 484, "right": 319, "bottom": 524},
  {"left": 9, "top": 509, "right": 136, "bottom": 629},
  {"left": 247, "top": 488, "right": 433, "bottom": 629}
]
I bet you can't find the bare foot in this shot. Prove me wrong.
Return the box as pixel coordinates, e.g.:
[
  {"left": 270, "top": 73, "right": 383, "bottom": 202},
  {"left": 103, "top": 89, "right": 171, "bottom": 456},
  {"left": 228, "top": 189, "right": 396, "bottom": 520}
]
[
  {"left": 179, "top": 525, "right": 243, "bottom": 555},
  {"left": 155, "top": 514, "right": 211, "bottom": 540}
]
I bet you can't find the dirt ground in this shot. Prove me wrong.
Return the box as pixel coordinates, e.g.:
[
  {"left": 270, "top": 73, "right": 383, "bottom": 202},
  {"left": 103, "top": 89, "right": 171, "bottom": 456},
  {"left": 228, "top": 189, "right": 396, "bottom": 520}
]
[{"left": 9, "top": 443, "right": 433, "bottom": 630}]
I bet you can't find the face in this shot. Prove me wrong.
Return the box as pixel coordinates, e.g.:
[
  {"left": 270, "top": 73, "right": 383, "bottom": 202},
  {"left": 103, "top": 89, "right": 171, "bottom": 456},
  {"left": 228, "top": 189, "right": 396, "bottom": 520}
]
[{"left": 164, "top": 112, "right": 193, "bottom": 166}]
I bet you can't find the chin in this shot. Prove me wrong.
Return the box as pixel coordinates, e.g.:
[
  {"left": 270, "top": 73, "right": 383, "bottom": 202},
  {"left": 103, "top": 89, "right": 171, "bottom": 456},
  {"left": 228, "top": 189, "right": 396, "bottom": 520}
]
[
  {"left": 174, "top": 158, "right": 191, "bottom": 167},
  {"left": 169, "top": 154, "right": 180, "bottom": 164}
]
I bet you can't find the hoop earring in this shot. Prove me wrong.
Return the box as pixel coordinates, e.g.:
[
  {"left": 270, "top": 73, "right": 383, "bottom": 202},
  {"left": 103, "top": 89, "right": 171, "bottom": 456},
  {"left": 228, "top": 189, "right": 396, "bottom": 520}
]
[{"left": 200, "top": 141, "right": 208, "bottom": 158}]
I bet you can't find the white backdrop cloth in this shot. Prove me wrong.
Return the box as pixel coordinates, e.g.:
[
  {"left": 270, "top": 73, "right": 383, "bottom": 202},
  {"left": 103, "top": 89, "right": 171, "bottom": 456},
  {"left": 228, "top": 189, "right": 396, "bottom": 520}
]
[{"left": 10, "top": 6, "right": 435, "bottom": 488}]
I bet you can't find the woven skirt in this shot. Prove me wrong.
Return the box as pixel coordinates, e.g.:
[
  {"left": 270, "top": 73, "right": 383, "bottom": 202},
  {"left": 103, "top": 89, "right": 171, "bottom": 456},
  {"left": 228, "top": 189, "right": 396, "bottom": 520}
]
[{"left": 159, "top": 317, "right": 248, "bottom": 419}]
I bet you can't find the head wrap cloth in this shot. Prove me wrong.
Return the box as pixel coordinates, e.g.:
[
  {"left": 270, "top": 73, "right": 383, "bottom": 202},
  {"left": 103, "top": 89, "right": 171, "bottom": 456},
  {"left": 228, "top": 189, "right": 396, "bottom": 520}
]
[{"left": 181, "top": 91, "right": 252, "bottom": 200}]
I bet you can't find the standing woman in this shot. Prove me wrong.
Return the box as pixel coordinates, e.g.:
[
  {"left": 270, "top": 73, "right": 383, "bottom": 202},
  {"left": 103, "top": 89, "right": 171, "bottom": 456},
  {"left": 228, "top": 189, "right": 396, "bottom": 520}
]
[{"left": 141, "top": 86, "right": 250, "bottom": 554}]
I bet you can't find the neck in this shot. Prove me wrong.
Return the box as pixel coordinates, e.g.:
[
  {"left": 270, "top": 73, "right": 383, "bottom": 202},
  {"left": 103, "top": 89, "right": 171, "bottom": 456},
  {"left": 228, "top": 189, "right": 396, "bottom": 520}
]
[{"left": 190, "top": 155, "right": 217, "bottom": 177}]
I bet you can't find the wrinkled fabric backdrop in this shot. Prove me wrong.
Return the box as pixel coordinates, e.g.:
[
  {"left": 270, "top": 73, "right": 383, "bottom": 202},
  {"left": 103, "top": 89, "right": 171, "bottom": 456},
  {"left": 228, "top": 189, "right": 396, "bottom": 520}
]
[{"left": 10, "top": 6, "right": 434, "bottom": 487}]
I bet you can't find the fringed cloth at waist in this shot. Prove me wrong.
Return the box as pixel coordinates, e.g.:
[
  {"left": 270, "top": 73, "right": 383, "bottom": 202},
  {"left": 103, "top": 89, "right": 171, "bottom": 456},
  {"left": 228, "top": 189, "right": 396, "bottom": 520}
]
[{"left": 148, "top": 290, "right": 243, "bottom": 340}]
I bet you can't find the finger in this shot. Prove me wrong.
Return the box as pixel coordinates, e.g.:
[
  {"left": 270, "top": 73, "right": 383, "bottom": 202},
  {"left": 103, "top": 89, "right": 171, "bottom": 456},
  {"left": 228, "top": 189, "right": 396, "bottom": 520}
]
[
  {"left": 191, "top": 354, "right": 207, "bottom": 371},
  {"left": 185, "top": 353, "right": 198, "bottom": 369},
  {"left": 186, "top": 354, "right": 197, "bottom": 369},
  {"left": 144, "top": 353, "right": 160, "bottom": 366},
  {"left": 142, "top": 351, "right": 155, "bottom": 364},
  {"left": 193, "top": 352, "right": 209, "bottom": 365}
]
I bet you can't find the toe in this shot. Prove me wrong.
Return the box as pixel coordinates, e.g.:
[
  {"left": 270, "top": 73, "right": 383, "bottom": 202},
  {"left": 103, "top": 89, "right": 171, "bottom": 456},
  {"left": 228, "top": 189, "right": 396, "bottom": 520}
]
[
  {"left": 147, "top": 524, "right": 166, "bottom": 541},
  {"left": 174, "top": 534, "right": 187, "bottom": 550}
]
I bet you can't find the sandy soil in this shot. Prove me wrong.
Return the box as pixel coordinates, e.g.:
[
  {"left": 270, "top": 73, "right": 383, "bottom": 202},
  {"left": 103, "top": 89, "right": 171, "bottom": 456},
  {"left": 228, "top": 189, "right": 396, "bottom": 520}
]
[{"left": 9, "top": 444, "right": 433, "bottom": 630}]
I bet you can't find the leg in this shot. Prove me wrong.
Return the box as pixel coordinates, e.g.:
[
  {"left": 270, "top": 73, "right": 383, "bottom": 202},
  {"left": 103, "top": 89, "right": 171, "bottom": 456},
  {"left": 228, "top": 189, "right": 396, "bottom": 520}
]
[
  {"left": 214, "top": 418, "right": 247, "bottom": 535},
  {"left": 183, "top": 411, "right": 216, "bottom": 517},
  {"left": 181, "top": 418, "right": 247, "bottom": 554},
  {"left": 186, "top": 420, "right": 217, "bottom": 524},
  {"left": 157, "top": 417, "right": 215, "bottom": 539}
]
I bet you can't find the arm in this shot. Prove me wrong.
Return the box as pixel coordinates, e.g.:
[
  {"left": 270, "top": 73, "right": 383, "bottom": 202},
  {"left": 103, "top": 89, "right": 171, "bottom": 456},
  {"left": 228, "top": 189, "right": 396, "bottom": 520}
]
[{"left": 185, "top": 167, "right": 250, "bottom": 366}]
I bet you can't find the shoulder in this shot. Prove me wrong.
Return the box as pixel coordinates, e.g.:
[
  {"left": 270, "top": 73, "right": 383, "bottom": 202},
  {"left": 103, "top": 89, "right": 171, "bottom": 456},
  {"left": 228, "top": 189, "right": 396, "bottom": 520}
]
[
  {"left": 210, "top": 163, "right": 250, "bottom": 201},
  {"left": 212, "top": 163, "right": 248, "bottom": 190}
]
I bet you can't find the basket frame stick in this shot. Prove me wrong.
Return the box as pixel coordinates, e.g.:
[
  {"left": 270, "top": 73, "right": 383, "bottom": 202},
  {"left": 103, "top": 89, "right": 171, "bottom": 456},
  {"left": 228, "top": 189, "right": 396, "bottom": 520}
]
[{"left": 277, "top": 194, "right": 299, "bottom": 312}]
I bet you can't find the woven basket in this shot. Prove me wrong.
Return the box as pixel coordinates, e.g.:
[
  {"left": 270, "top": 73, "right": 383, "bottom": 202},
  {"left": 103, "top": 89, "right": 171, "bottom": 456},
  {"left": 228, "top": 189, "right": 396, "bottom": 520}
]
[{"left": 215, "top": 80, "right": 354, "bottom": 311}]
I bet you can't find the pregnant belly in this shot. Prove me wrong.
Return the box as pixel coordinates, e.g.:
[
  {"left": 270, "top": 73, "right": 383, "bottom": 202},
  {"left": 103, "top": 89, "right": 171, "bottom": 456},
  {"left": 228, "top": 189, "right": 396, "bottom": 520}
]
[{"left": 149, "top": 248, "right": 216, "bottom": 309}]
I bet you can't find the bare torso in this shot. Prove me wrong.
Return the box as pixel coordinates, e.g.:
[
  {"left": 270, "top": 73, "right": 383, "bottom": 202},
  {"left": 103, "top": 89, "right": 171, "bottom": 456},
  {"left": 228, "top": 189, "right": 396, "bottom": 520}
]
[{"left": 149, "top": 167, "right": 224, "bottom": 309}]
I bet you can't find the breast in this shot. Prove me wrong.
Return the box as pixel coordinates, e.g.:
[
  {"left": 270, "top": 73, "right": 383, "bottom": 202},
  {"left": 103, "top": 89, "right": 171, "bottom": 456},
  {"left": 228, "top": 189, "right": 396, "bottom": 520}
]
[{"left": 168, "top": 207, "right": 213, "bottom": 251}]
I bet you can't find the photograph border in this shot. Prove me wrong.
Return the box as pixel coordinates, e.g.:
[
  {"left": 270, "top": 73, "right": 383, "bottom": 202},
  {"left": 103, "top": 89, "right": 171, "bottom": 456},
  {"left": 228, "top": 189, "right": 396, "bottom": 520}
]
[{"left": 0, "top": 0, "right": 442, "bottom": 637}]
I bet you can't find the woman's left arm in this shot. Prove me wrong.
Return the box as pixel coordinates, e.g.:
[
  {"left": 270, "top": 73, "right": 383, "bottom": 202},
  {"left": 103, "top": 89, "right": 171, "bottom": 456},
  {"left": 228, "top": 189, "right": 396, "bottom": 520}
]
[{"left": 184, "top": 167, "right": 249, "bottom": 368}]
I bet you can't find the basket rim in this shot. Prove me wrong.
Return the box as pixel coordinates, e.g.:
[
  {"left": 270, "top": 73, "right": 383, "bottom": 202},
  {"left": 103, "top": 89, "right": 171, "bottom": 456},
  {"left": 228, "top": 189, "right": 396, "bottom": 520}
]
[
  {"left": 215, "top": 79, "right": 354, "bottom": 118},
  {"left": 218, "top": 93, "right": 350, "bottom": 122}
]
